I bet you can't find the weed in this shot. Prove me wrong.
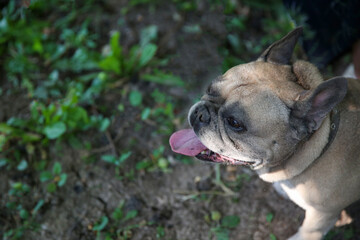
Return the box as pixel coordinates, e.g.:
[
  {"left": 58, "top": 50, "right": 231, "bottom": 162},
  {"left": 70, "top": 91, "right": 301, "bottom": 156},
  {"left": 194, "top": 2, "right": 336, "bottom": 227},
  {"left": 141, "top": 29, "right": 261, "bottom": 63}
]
[
  {"left": 1, "top": 93, "right": 109, "bottom": 155},
  {"left": 99, "top": 28, "right": 157, "bottom": 77},
  {"left": 39, "top": 162, "right": 67, "bottom": 193},
  {"left": 101, "top": 151, "right": 132, "bottom": 178},
  {"left": 135, "top": 145, "right": 170, "bottom": 172},
  {"left": 92, "top": 199, "right": 147, "bottom": 239},
  {"left": 208, "top": 212, "right": 241, "bottom": 240},
  {"left": 4, "top": 182, "right": 44, "bottom": 240},
  {"left": 270, "top": 233, "right": 278, "bottom": 240},
  {"left": 266, "top": 213, "right": 274, "bottom": 223},
  {"left": 219, "top": 0, "right": 296, "bottom": 72}
]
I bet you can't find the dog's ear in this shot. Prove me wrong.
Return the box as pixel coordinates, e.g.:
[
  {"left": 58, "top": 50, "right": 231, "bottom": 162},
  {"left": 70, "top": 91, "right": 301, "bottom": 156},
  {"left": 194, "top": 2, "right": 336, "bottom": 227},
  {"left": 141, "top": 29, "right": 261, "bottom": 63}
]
[
  {"left": 291, "top": 77, "right": 347, "bottom": 133},
  {"left": 258, "top": 27, "right": 303, "bottom": 65}
]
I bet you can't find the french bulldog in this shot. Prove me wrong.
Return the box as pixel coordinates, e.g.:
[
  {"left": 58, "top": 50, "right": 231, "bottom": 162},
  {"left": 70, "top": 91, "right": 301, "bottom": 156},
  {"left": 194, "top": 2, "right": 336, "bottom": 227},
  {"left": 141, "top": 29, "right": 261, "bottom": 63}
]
[{"left": 169, "top": 27, "right": 360, "bottom": 240}]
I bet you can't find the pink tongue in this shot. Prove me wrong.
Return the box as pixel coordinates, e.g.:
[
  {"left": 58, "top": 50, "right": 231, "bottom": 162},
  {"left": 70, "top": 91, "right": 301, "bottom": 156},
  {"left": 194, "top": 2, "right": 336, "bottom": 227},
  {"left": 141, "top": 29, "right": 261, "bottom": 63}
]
[{"left": 169, "top": 129, "right": 207, "bottom": 156}]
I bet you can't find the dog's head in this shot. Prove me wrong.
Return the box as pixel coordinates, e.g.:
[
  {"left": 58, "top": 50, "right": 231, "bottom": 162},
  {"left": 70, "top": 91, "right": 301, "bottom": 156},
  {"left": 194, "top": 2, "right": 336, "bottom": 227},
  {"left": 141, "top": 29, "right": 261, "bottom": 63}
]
[{"left": 170, "top": 27, "right": 347, "bottom": 170}]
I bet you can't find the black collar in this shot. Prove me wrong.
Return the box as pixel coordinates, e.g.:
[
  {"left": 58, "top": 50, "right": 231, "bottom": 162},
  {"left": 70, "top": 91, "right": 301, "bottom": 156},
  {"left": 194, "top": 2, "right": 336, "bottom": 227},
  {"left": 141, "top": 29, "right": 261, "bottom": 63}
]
[
  {"left": 272, "top": 108, "right": 340, "bottom": 169},
  {"left": 318, "top": 108, "right": 340, "bottom": 158}
]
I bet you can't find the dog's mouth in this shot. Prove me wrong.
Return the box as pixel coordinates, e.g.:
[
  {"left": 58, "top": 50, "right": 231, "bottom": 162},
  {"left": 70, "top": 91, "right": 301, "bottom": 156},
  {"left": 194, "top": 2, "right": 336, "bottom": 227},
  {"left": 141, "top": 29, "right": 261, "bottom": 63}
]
[
  {"left": 169, "top": 129, "right": 257, "bottom": 166},
  {"left": 195, "top": 149, "right": 256, "bottom": 166}
]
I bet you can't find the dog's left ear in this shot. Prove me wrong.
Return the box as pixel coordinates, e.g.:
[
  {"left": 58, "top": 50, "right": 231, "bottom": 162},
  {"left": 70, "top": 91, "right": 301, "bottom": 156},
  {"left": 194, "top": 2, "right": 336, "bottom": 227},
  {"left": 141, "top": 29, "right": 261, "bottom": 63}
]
[
  {"left": 258, "top": 27, "right": 303, "bottom": 65},
  {"left": 292, "top": 77, "right": 348, "bottom": 133}
]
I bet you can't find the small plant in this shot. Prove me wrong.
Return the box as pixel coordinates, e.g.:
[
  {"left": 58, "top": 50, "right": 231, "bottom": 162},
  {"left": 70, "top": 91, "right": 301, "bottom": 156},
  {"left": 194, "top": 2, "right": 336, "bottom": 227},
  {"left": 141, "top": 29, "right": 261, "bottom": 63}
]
[
  {"left": 93, "top": 216, "right": 109, "bottom": 232},
  {"left": 0, "top": 91, "right": 110, "bottom": 152},
  {"left": 101, "top": 152, "right": 132, "bottom": 167},
  {"left": 101, "top": 151, "right": 132, "bottom": 176},
  {"left": 207, "top": 211, "right": 241, "bottom": 240},
  {"left": 99, "top": 26, "right": 184, "bottom": 88},
  {"left": 39, "top": 162, "right": 67, "bottom": 193},
  {"left": 270, "top": 233, "right": 277, "bottom": 240},
  {"left": 91, "top": 200, "right": 143, "bottom": 239},
  {"left": 99, "top": 28, "right": 157, "bottom": 77},
  {"left": 156, "top": 226, "right": 165, "bottom": 238},
  {"left": 135, "top": 145, "right": 170, "bottom": 172},
  {"left": 4, "top": 182, "right": 44, "bottom": 239}
]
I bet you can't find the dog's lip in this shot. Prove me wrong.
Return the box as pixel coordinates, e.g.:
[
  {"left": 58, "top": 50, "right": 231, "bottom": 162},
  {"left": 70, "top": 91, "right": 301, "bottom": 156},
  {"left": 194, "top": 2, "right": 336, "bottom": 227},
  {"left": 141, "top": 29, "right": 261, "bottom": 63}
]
[{"left": 195, "top": 149, "right": 259, "bottom": 166}]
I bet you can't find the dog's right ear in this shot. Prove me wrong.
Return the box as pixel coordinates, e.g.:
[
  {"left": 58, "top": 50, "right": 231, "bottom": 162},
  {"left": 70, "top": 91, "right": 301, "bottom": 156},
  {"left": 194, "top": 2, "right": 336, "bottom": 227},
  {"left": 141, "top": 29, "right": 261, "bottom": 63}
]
[
  {"left": 257, "top": 27, "right": 303, "bottom": 65},
  {"left": 291, "top": 77, "right": 348, "bottom": 134}
]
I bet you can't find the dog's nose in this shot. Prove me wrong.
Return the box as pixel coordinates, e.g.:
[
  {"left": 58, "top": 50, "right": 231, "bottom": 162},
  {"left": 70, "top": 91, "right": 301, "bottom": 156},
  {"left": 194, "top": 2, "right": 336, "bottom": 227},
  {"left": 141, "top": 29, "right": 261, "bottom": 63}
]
[{"left": 189, "top": 104, "right": 211, "bottom": 128}]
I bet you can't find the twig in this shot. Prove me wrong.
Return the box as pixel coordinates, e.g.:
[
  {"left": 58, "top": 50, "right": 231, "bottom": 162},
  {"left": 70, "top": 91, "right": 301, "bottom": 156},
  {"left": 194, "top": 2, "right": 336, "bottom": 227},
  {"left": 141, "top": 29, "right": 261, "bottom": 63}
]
[
  {"left": 213, "top": 164, "right": 237, "bottom": 195},
  {"left": 174, "top": 189, "right": 237, "bottom": 198},
  {"left": 213, "top": 179, "right": 237, "bottom": 196},
  {"left": 90, "top": 144, "right": 113, "bottom": 154},
  {"left": 105, "top": 130, "right": 117, "bottom": 157}
]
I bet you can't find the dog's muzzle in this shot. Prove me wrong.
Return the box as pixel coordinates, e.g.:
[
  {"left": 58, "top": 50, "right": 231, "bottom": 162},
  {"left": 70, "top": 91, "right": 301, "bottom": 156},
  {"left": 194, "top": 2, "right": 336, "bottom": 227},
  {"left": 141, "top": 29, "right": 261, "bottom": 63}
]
[{"left": 188, "top": 101, "right": 211, "bottom": 132}]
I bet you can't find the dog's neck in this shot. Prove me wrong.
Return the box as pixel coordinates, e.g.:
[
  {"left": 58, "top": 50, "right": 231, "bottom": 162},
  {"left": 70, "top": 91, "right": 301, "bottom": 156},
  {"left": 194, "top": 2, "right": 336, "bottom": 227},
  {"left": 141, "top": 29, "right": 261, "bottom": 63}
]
[{"left": 257, "top": 115, "right": 332, "bottom": 182}]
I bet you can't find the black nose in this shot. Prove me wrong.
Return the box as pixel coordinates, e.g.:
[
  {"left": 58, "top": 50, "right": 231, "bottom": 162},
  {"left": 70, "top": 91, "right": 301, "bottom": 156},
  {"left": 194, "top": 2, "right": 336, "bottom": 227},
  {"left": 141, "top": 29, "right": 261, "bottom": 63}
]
[{"left": 189, "top": 104, "right": 211, "bottom": 128}]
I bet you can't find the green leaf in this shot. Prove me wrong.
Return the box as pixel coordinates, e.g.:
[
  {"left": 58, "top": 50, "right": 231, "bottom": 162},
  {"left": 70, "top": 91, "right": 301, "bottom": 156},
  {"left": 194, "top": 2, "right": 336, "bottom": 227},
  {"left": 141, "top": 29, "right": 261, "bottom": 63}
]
[
  {"left": 141, "top": 70, "right": 185, "bottom": 87},
  {"left": 140, "top": 25, "right": 158, "bottom": 46},
  {"left": 68, "top": 135, "right": 83, "bottom": 149},
  {"left": 110, "top": 31, "right": 121, "bottom": 58},
  {"left": 32, "top": 199, "right": 44, "bottom": 215},
  {"left": 44, "top": 122, "right": 67, "bottom": 139},
  {"left": 129, "top": 90, "right": 142, "bottom": 107},
  {"left": 270, "top": 233, "right": 277, "bottom": 240},
  {"left": 139, "top": 43, "right": 157, "bottom": 67},
  {"left": 98, "top": 56, "right": 121, "bottom": 74},
  {"left": 13, "top": 182, "right": 23, "bottom": 190},
  {"left": 93, "top": 216, "right": 109, "bottom": 231},
  {"left": 183, "top": 24, "right": 201, "bottom": 34},
  {"left": 0, "top": 158, "right": 8, "bottom": 168},
  {"left": 221, "top": 215, "right": 240, "bottom": 228},
  {"left": 112, "top": 207, "right": 123, "bottom": 221},
  {"left": 141, "top": 107, "right": 151, "bottom": 120},
  {"left": 101, "top": 155, "right": 116, "bottom": 164},
  {"left": 211, "top": 227, "right": 229, "bottom": 240},
  {"left": 32, "top": 39, "right": 43, "bottom": 53},
  {"left": 156, "top": 226, "right": 165, "bottom": 238},
  {"left": 52, "top": 162, "right": 62, "bottom": 175},
  {"left": 117, "top": 104, "right": 125, "bottom": 112},
  {"left": 99, "top": 118, "right": 110, "bottom": 132},
  {"left": 35, "top": 160, "right": 47, "bottom": 171},
  {"left": 58, "top": 173, "right": 67, "bottom": 187},
  {"left": 266, "top": 213, "right": 274, "bottom": 223},
  {"left": 46, "top": 182, "right": 57, "bottom": 193},
  {"left": 158, "top": 158, "right": 168, "bottom": 169},
  {"left": 123, "top": 210, "right": 138, "bottom": 221},
  {"left": 211, "top": 211, "right": 222, "bottom": 221},
  {"left": 17, "top": 160, "right": 28, "bottom": 171},
  {"left": 0, "top": 135, "right": 6, "bottom": 151},
  {"left": 124, "top": 45, "right": 140, "bottom": 74},
  {"left": 135, "top": 160, "right": 152, "bottom": 170},
  {"left": 0, "top": 123, "right": 14, "bottom": 134},
  {"left": 227, "top": 34, "right": 241, "bottom": 53},
  {"left": 119, "top": 151, "right": 132, "bottom": 163},
  {"left": 19, "top": 209, "right": 29, "bottom": 219},
  {"left": 22, "top": 132, "right": 42, "bottom": 142},
  {"left": 39, "top": 171, "right": 53, "bottom": 182}
]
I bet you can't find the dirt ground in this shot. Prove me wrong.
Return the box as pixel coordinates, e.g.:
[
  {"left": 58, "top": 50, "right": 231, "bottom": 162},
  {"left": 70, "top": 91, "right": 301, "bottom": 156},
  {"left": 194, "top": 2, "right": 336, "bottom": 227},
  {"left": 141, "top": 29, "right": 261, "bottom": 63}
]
[{"left": 1, "top": 1, "right": 360, "bottom": 240}]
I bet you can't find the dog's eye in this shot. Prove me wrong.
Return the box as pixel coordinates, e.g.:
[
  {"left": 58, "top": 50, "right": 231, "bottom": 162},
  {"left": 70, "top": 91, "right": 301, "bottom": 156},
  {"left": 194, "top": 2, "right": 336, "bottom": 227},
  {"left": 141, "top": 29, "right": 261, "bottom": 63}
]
[{"left": 226, "top": 117, "right": 246, "bottom": 132}]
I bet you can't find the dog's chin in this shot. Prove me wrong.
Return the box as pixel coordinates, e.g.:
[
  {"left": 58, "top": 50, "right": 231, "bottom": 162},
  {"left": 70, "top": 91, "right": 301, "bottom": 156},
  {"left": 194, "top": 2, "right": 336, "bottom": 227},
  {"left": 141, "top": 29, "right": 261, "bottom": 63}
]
[{"left": 195, "top": 148, "right": 262, "bottom": 167}]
